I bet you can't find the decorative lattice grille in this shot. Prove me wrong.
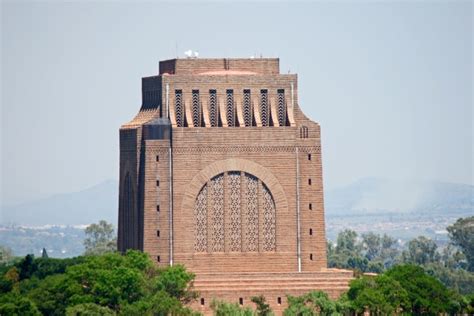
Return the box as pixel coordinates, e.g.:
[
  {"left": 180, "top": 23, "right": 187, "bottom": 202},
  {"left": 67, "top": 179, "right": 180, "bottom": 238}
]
[
  {"left": 192, "top": 90, "right": 200, "bottom": 127},
  {"left": 226, "top": 89, "right": 234, "bottom": 127},
  {"left": 175, "top": 90, "right": 183, "bottom": 127},
  {"left": 209, "top": 90, "right": 218, "bottom": 127},
  {"left": 245, "top": 173, "right": 259, "bottom": 252},
  {"left": 193, "top": 171, "right": 276, "bottom": 253},
  {"left": 243, "top": 89, "right": 252, "bottom": 127},
  {"left": 260, "top": 89, "right": 269, "bottom": 127},
  {"left": 228, "top": 172, "right": 241, "bottom": 251},
  {"left": 262, "top": 184, "right": 276, "bottom": 251},
  {"left": 194, "top": 185, "right": 208, "bottom": 252},
  {"left": 277, "top": 89, "right": 286, "bottom": 127},
  {"left": 210, "top": 174, "right": 225, "bottom": 252}
]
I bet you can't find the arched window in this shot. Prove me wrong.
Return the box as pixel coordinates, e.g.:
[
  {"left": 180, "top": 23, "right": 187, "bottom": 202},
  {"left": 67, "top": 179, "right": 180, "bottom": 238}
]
[
  {"left": 194, "top": 171, "right": 276, "bottom": 253},
  {"left": 300, "top": 126, "right": 308, "bottom": 138}
]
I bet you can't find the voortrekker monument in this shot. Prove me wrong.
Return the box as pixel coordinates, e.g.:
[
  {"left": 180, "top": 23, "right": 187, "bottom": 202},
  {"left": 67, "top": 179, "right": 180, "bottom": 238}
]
[{"left": 118, "top": 57, "right": 352, "bottom": 314}]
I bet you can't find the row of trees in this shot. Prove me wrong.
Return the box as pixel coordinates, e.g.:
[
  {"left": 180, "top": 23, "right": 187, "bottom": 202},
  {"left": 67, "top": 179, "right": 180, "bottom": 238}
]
[
  {"left": 0, "top": 250, "right": 200, "bottom": 315},
  {"left": 327, "top": 216, "right": 474, "bottom": 295},
  {"left": 3, "top": 251, "right": 471, "bottom": 315},
  {"left": 0, "top": 217, "right": 472, "bottom": 315}
]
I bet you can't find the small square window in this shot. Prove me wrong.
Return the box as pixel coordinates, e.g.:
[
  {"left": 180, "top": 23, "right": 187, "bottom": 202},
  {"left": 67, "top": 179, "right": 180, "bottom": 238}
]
[
  {"left": 201, "top": 298, "right": 205, "bottom": 306},
  {"left": 308, "top": 179, "right": 312, "bottom": 185},
  {"left": 157, "top": 255, "right": 160, "bottom": 262},
  {"left": 239, "top": 298, "right": 243, "bottom": 305},
  {"left": 309, "top": 203, "right": 312, "bottom": 210},
  {"left": 157, "top": 230, "right": 160, "bottom": 237}
]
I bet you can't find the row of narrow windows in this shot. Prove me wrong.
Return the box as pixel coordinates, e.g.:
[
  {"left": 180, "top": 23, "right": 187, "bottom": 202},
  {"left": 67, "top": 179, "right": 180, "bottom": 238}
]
[
  {"left": 199, "top": 297, "right": 283, "bottom": 307},
  {"left": 175, "top": 89, "right": 290, "bottom": 127}
]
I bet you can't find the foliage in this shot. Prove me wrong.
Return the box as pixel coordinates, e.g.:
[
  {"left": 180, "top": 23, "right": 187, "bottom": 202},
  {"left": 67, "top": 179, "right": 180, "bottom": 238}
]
[
  {"left": 66, "top": 303, "right": 116, "bottom": 316},
  {"left": 211, "top": 300, "right": 254, "bottom": 316},
  {"left": 251, "top": 295, "right": 273, "bottom": 316},
  {"left": 84, "top": 220, "right": 117, "bottom": 255},
  {"left": 447, "top": 216, "right": 474, "bottom": 271},
  {"left": 402, "top": 236, "right": 439, "bottom": 265},
  {"left": 0, "top": 246, "right": 14, "bottom": 266},
  {"left": 0, "top": 250, "right": 198, "bottom": 316},
  {"left": 328, "top": 230, "right": 399, "bottom": 273},
  {"left": 385, "top": 264, "right": 457, "bottom": 315},
  {"left": 0, "top": 292, "right": 41, "bottom": 315},
  {"left": 153, "top": 265, "right": 197, "bottom": 304},
  {"left": 347, "top": 274, "right": 409, "bottom": 315},
  {"left": 284, "top": 291, "right": 344, "bottom": 316}
]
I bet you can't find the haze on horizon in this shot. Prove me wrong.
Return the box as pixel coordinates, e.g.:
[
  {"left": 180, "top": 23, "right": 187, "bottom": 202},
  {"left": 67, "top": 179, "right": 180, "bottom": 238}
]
[{"left": 1, "top": 1, "right": 472, "bottom": 207}]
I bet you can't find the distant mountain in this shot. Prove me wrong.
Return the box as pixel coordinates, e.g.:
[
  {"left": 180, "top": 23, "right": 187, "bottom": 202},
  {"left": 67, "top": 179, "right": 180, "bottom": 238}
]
[
  {"left": 325, "top": 177, "right": 473, "bottom": 217},
  {"left": 1, "top": 180, "right": 118, "bottom": 226},
  {"left": 1, "top": 177, "right": 472, "bottom": 226}
]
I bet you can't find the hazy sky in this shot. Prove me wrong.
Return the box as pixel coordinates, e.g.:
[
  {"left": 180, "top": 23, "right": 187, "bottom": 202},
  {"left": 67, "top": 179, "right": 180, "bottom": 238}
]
[{"left": 1, "top": 1, "right": 472, "bottom": 205}]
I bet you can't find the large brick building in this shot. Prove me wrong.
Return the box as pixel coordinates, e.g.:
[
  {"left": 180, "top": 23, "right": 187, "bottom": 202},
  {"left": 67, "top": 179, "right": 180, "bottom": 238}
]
[{"left": 118, "top": 57, "right": 352, "bottom": 314}]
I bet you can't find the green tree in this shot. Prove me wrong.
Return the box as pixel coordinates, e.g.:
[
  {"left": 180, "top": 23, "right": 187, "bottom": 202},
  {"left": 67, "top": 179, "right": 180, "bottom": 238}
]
[
  {"left": 347, "top": 274, "right": 409, "bottom": 315},
  {"left": 153, "top": 265, "right": 197, "bottom": 304},
  {"left": 0, "top": 246, "right": 13, "bottom": 265},
  {"left": 84, "top": 220, "right": 117, "bottom": 255},
  {"left": 251, "top": 295, "right": 273, "bottom": 316},
  {"left": 120, "top": 290, "right": 199, "bottom": 316},
  {"left": 403, "top": 236, "right": 439, "bottom": 265},
  {"left": 66, "top": 303, "right": 116, "bottom": 316},
  {"left": 211, "top": 300, "right": 254, "bottom": 316},
  {"left": 386, "top": 264, "right": 456, "bottom": 315},
  {"left": 284, "top": 291, "right": 342, "bottom": 316},
  {"left": 447, "top": 216, "right": 474, "bottom": 272},
  {"left": 0, "top": 292, "right": 41, "bottom": 316}
]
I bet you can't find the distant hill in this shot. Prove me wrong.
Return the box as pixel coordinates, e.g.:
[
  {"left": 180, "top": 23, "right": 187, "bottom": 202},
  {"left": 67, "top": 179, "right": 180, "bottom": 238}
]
[
  {"left": 325, "top": 177, "right": 473, "bottom": 217},
  {"left": 1, "top": 177, "right": 472, "bottom": 226},
  {"left": 1, "top": 180, "right": 118, "bottom": 226}
]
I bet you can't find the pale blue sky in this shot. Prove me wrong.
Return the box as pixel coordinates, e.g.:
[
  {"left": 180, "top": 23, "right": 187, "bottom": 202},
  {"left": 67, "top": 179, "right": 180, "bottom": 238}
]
[{"left": 1, "top": 1, "right": 472, "bottom": 205}]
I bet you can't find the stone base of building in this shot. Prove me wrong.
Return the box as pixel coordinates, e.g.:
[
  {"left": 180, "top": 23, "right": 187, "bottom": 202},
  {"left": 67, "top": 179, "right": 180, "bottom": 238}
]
[{"left": 190, "top": 269, "right": 353, "bottom": 315}]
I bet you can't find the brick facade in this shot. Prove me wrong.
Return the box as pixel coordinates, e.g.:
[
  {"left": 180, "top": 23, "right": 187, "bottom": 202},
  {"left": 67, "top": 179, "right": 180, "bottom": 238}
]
[{"left": 119, "top": 58, "right": 352, "bottom": 315}]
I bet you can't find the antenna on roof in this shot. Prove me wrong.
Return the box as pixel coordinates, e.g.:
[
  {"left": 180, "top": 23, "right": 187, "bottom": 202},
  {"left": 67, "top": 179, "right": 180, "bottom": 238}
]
[{"left": 175, "top": 42, "right": 178, "bottom": 59}]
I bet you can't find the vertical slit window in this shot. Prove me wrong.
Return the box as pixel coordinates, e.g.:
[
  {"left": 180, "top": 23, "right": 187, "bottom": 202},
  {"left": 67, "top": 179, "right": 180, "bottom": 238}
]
[
  {"left": 192, "top": 90, "right": 201, "bottom": 127},
  {"left": 309, "top": 203, "right": 312, "bottom": 210},
  {"left": 277, "top": 89, "right": 287, "bottom": 126},
  {"left": 243, "top": 89, "right": 252, "bottom": 127},
  {"left": 260, "top": 89, "right": 269, "bottom": 126},
  {"left": 157, "top": 255, "right": 160, "bottom": 262},
  {"left": 308, "top": 154, "right": 311, "bottom": 161},
  {"left": 209, "top": 90, "right": 218, "bottom": 127},
  {"left": 175, "top": 90, "right": 183, "bottom": 127},
  {"left": 226, "top": 89, "right": 235, "bottom": 127}
]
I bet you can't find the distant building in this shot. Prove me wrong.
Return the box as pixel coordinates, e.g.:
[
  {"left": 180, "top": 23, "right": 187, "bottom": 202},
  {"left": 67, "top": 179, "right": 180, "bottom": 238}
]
[{"left": 118, "top": 57, "right": 352, "bottom": 314}]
